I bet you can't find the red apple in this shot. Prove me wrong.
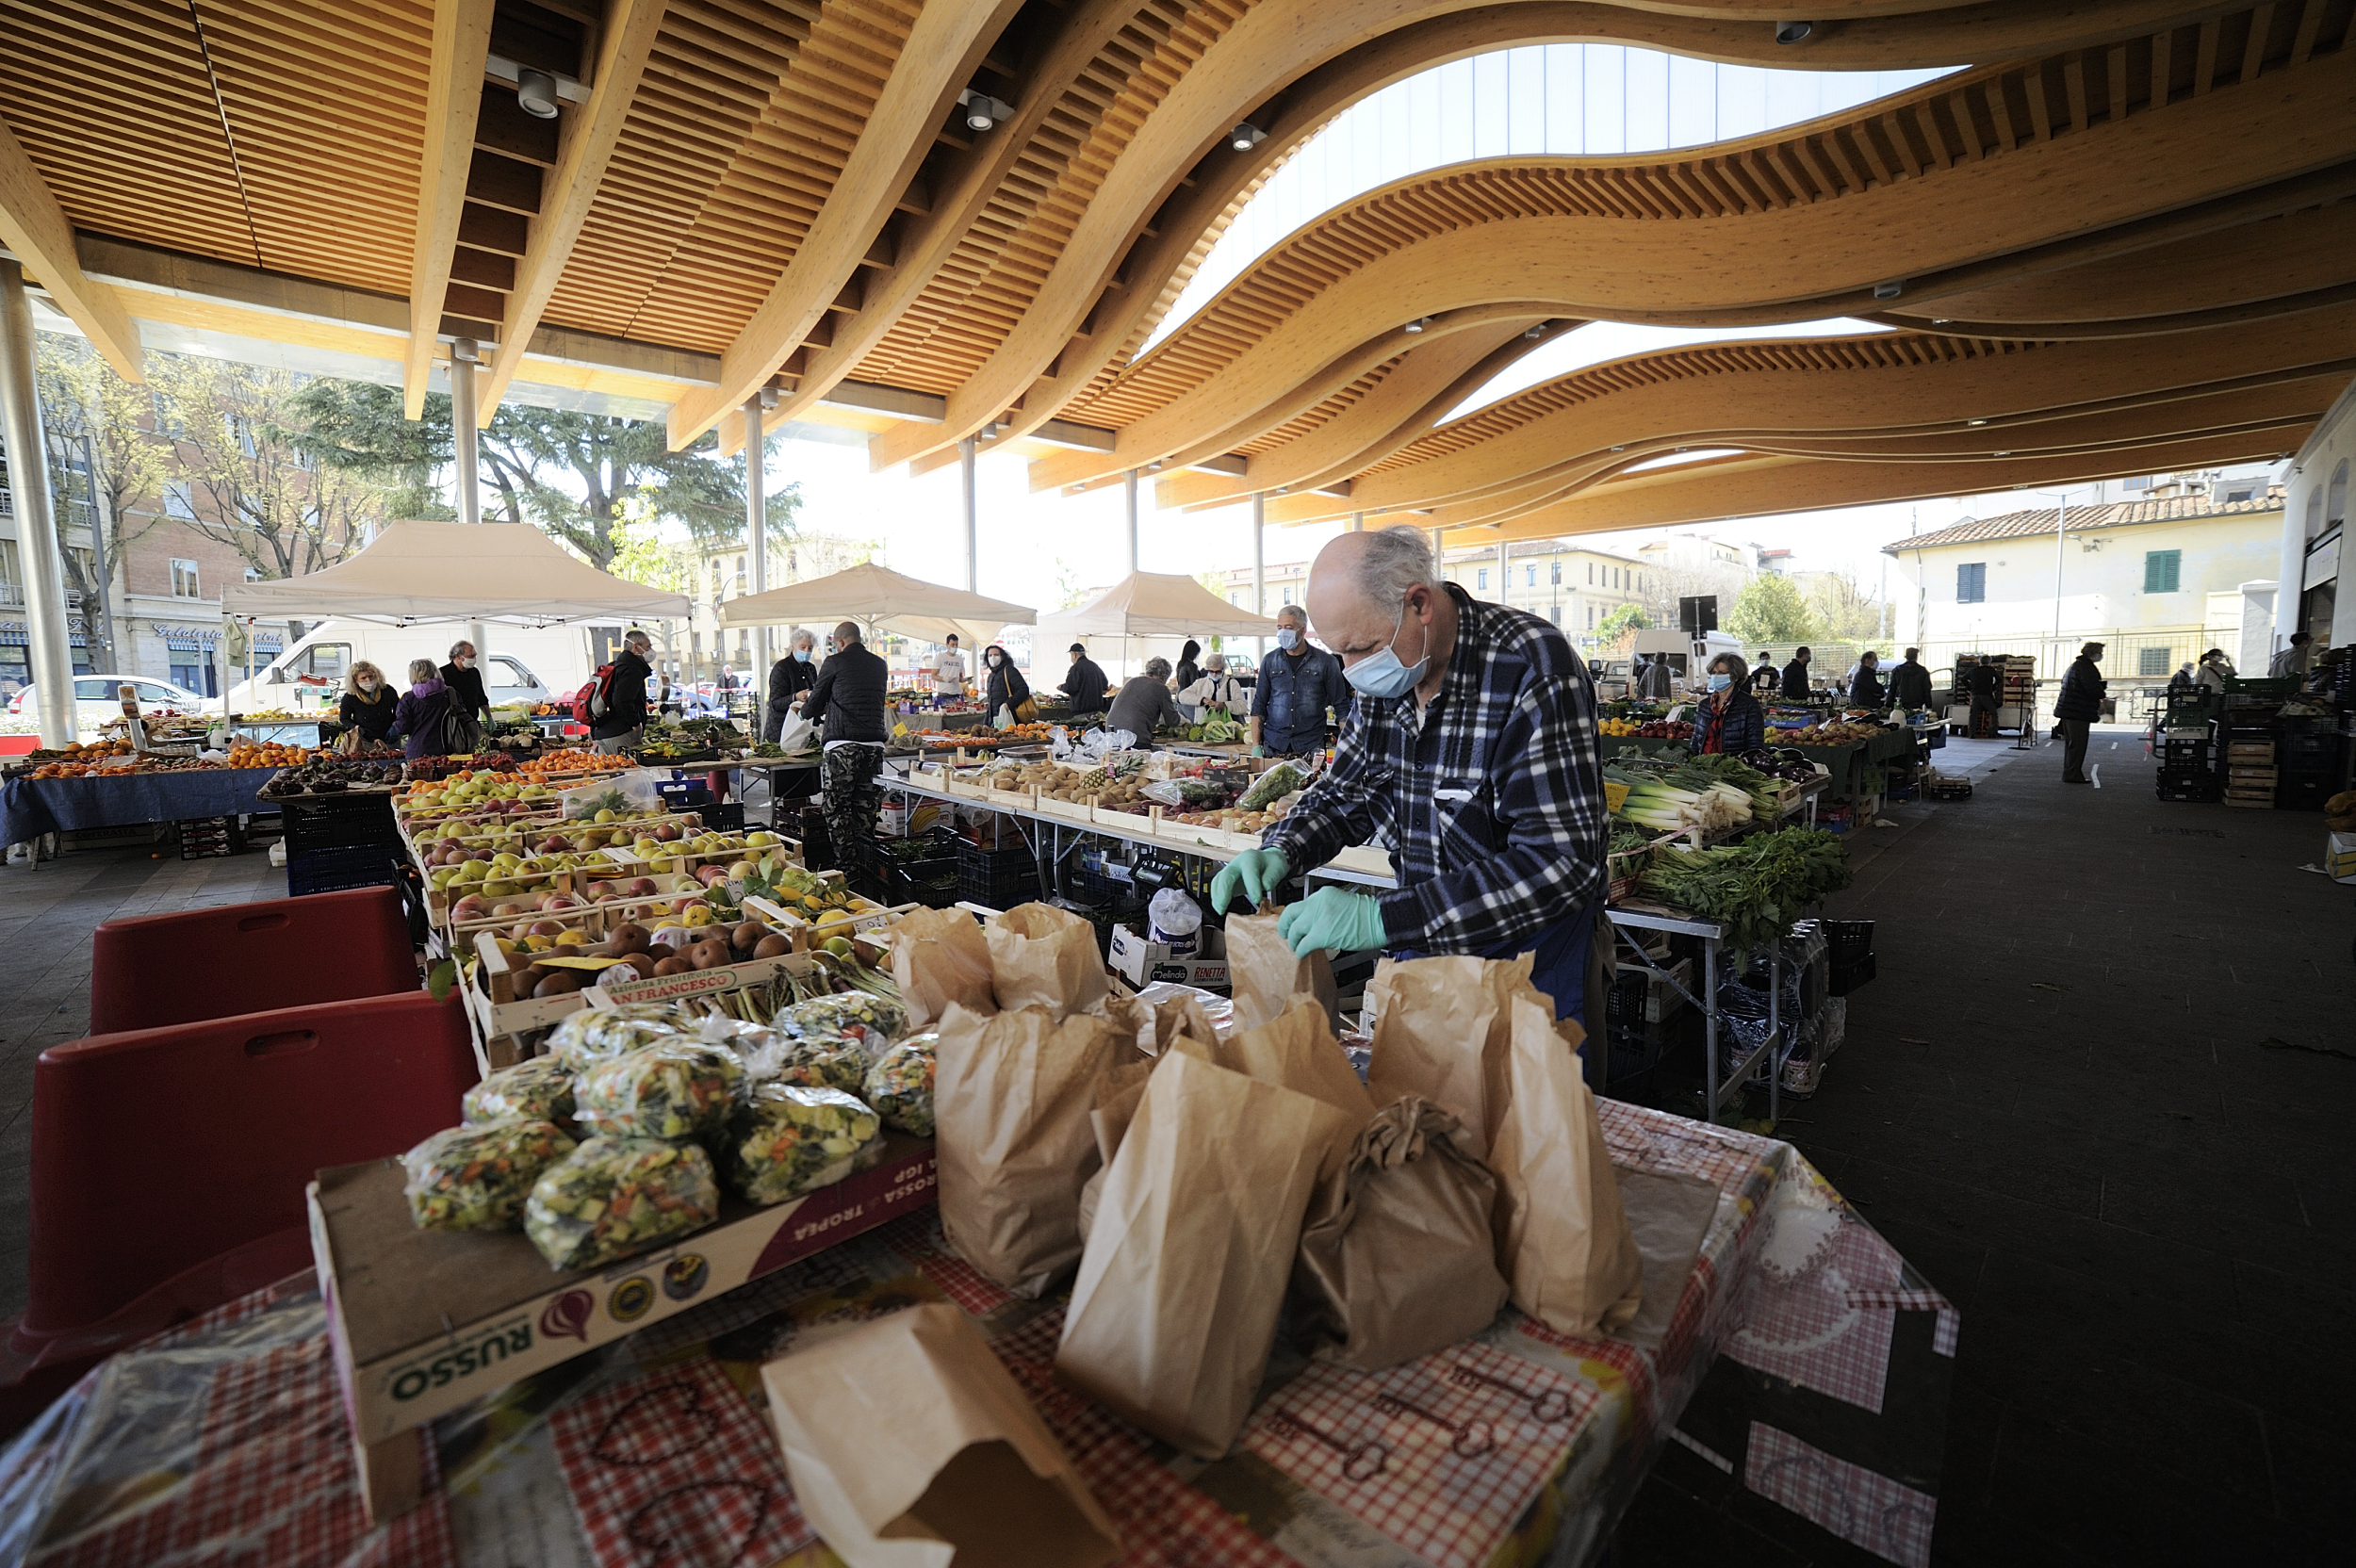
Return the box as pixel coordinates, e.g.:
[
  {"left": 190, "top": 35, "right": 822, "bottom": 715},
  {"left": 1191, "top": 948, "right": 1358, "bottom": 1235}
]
[
  {"left": 583, "top": 879, "right": 613, "bottom": 900},
  {"left": 653, "top": 823, "right": 682, "bottom": 842},
  {"left": 528, "top": 919, "right": 566, "bottom": 938},
  {"left": 629, "top": 877, "right": 658, "bottom": 897},
  {"left": 450, "top": 894, "right": 490, "bottom": 921}
]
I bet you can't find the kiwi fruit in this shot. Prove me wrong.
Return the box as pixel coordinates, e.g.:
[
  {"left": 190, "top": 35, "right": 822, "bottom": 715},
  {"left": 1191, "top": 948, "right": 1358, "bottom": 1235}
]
[
  {"left": 652, "top": 955, "right": 691, "bottom": 977},
  {"left": 751, "top": 934, "right": 791, "bottom": 959},
  {"left": 687, "top": 941, "right": 728, "bottom": 971},
  {"left": 730, "top": 921, "right": 767, "bottom": 953},
  {"left": 606, "top": 922, "right": 651, "bottom": 956},
  {"left": 534, "top": 971, "right": 583, "bottom": 996},
  {"left": 511, "top": 970, "right": 541, "bottom": 1000}
]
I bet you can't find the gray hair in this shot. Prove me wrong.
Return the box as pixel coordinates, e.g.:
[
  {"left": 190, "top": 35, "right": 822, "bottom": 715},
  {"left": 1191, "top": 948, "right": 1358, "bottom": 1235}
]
[
  {"left": 790, "top": 626, "right": 815, "bottom": 648},
  {"left": 1204, "top": 651, "right": 1227, "bottom": 672},
  {"left": 448, "top": 638, "right": 474, "bottom": 660},
  {"left": 1144, "top": 656, "right": 1172, "bottom": 679},
  {"left": 1275, "top": 604, "right": 1307, "bottom": 629},
  {"left": 407, "top": 658, "right": 438, "bottom": 684},
  {"left": 623, "top": 628, "right": 652, "bottom": 652},
  {"left": 1355, "top": 525, "right": 1446, "bottom": 607}
]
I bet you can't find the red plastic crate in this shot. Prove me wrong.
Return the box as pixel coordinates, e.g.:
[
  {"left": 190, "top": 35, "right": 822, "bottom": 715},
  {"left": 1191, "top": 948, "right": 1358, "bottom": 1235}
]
[{"left": 90, "top": 886, "right": 416, "bottom": 1035}]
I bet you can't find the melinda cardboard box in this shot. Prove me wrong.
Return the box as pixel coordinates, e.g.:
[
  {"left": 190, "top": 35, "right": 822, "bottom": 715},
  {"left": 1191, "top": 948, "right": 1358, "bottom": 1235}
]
[
  {"left": 309, "top": 1133, "right": 937, "bottom": 1447},
  {"left": 1106, "top": 921, "right": 1227, "bottom": 988}
]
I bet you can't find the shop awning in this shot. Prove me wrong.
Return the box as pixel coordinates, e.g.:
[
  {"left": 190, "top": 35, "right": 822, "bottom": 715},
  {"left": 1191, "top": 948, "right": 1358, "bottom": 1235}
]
[
  {"left": 1036, "top": 571, "right": 1284, "bottom": 642},
  {"left": 215, "top": 520, "right": 692, "bottom": 626},
  {"left": 712, "top": 563, "right": 1035, "bottom": 649}
]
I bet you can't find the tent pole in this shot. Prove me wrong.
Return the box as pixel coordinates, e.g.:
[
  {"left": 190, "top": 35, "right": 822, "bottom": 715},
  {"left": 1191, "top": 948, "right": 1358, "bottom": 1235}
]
[
  {"left": 0, "top": 260, "right": 76, "bottom": 746},
  {"left": 1123, "top": 468, "right": 1138, "bottom": 575},
  {"left": 450, "top": 339, "right": 488, "bottom": 696},
  {"left": 959, "top": 436, "right": 978, "bottom": 593},
  {"left": 745, "top": 391, "right": 771, "bottom": 690},
  {"left": 1252, "top": 492, "right": 1267, "bottom": 668}
]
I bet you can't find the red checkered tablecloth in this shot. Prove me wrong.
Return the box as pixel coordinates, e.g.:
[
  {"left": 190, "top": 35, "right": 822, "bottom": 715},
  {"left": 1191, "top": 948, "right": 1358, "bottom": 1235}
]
[{"left": 0, "top": 1102, "right": 1954, "bottom": 1568}]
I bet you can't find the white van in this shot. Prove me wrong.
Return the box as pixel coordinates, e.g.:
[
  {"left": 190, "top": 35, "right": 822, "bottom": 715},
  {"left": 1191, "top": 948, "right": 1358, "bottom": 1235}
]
[{"left": 222, "top": 619, "right": 600, "bottom": 715}]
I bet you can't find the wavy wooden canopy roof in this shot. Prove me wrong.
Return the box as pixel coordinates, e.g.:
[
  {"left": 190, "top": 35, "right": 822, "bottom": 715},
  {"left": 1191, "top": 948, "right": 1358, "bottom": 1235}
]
[{"left": 2, "top": 0, "right": 2349, "bottom": 542}]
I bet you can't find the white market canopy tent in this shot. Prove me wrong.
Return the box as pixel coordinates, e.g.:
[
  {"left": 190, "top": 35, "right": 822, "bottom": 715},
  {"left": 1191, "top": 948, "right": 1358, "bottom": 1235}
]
[
  {"left": 713, "top": 562, "right": 1034, "bottom": 649},
  {"left": 1037, "top": 571, "right": 1282, "bottom": 643},
  {"left": 217, "top": 519, "right": 692, "bottom": 625}
]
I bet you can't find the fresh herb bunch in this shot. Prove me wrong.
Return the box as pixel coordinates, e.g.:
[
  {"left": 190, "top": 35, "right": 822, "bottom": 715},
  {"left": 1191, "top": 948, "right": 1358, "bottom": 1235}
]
[{"left": 1636, "top": 826, "right": 1853, "bottom": 963}]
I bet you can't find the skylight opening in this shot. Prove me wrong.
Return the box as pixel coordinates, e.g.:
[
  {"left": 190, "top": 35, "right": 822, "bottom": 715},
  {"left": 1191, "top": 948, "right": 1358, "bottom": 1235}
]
[{"left": 1435, "top": 318, "right": 1893, "bottom": 426}]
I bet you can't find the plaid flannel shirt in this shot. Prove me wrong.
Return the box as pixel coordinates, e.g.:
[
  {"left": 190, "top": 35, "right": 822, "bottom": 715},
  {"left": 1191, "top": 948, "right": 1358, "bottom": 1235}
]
[{"left": 1262, "top": 584, "right": 1609, "bottom": 954}]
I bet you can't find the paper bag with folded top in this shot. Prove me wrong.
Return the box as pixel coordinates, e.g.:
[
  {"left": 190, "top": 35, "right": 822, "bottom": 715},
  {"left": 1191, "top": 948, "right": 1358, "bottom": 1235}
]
[
  {"left": 1294, "top": 1095, "right": 1510, "bottom": 1369},
  {"left": 1056, "top": 1049, "right": 1352, "bottom": 1459},
  {"left": 1074, "top": 1054, "right": 1153, "bottom": 1245},
  {"left": 1490, "top": 995, "right": 1644, "bottom": 1336},
  {"left": 1363, "top": 952, "right": 1537, "bottom": 1154},
  {"left": 762, "top": 1302, "right": 1121, "bottom": 1568},
  {"left": 1222, "top": 910, "right": 1338, "bottom": 1034},
  {"left": 983, "top": 903, "right": 1108, "bottom": 1020},
  {"left": 891, "top": 906, "right": 997, "bottom": 1028},
  {"left": 1202, "top": 996, "right": 1373, "bottom": 1193},
  {"left": 933, "top": 1004, "right": 1124, "bottom": 1298}
]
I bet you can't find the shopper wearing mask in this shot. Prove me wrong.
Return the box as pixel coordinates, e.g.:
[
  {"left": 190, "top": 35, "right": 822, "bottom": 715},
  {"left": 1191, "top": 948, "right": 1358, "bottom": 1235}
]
[
  {"left": 1213, "top": 528, "right": 1609, "bottom": 1023},
  {"left": 336, "top": 662, "right": 397, "bottom": 750},
  {"left": 1750, "top": 652, "right": 1780, "bottom": 695},
  {"left": 2195, "top": 647, "right": 2235, "bottom": 693},
  {"left": 1695, "top": 653, "right": 1766, "bottom": 755},
  {"left": 982, "top": 644, "right": 1033, "bottom": 723},
  {"left": 931, "top": 634, "right": 968, "bottom": 707},
  {"left": 1849, "top": 650, "right": 1886, "bottom": 709},
  {"left": 806, "top": 621, "right": 891, "bottom": 892},
  {"left": 1179, "top": 651, "right": 1245, "bottom": 717},
  {"left": 762, "top": 628, "right": 818, "bottom": 743},
  {"left": 1059, "top": 643, "right": 1109, "bottom": 717},
  {"left": 591, "top": 629, "right": 655, "bottom": 753},
  {"left": 2053, "top": 641, "right": 2106, "bottom": 782},
  {"left": 1173, "top": 639, "right": 1203, "bottom": 694},
  {"left": 1781, "top": 645, "right": 1814, "bottom": 701},
  {"left": 2269, "top": 631, "right": 2314, "bottom": 679},
  {"left": 441, "top": 641, "right": 492, "bottom": 727},
  {"left": 390, "top": 659, "right": 458, "bottom": 760},
  {"left": 1888, "top": 647, "right": 1936, "bottom": 710},
  {"left": 1250, "top": 604, "right": 1354, "bottom": 756}
]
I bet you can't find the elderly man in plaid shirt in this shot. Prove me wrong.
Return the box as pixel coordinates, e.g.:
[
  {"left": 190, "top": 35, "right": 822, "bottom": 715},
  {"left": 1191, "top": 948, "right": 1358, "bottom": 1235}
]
[{"left": 1210, "top": 527, "right": 1609, "bottom": 1021}]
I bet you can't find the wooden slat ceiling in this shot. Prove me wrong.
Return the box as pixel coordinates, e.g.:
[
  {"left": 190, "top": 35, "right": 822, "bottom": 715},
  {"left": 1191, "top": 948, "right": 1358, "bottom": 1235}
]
[{"left": 2, "top": 0, "right": 2351, "bottom": 540}]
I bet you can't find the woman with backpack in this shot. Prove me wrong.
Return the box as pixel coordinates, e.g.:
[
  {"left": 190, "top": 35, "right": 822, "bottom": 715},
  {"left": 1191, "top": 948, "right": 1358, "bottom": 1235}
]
[{"left": 391, "top": 659, "right": 459, "bottom": 760}]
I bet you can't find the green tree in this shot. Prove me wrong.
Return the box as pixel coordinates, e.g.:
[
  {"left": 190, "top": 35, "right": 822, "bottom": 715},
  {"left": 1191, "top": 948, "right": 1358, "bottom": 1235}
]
[
  {"left": 1726, "top": 573, "right": 1820, "bottom": 645},
  {"left": 283, "top": 381, "right": 800, "bottom": 570},
  {"left": 1595, "top": 601, "right": 1651, "bottom": 650},
  {"left": 36, "top": 335, "right": 171, "bottom": 672},
  {"left": 1802, "top": 569, "right": 1882, "bottom": 645}
]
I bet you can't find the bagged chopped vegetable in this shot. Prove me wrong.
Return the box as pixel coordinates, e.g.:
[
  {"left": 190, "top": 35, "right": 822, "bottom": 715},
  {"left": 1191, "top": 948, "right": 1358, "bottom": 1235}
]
[
  {"left": 761, "top": 1034, "right": 871, "bottom": 1095},
  {"left": 730, "top": 1084, "right": 883, "bottom": 1206},
  {"left": 548, "top": 1004, "right": 689, "bottom": 1069},
  {"left": 773, "top": 992, "right": 909, "bottom": 1053},
  {"left": 863, "top": 1033, "right": 937, "bottom": 1136},
  {"left": 402, "top": 1119, "right": 577, "bottom": 1233},
  {"left": 463, "top": 1053, "right": 578, "bottom": 1129},
  {"left": 525, "top": 1136, "right": 720, "bottom": 1271},
  {"left": 575, "top": 1041, "right": 744, "bottom": 1140}
]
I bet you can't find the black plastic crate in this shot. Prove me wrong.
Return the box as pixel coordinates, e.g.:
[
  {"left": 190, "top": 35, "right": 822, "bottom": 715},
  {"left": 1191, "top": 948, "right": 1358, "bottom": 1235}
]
[
  {"left": 1823, "top": 919, "right": 1873, "bottom": 964},
  {"left": 1827, "top": 952, "right": 1876, "bottom": 995},
  {"left": 286, "top": 842, "right": 408, "bottom": 898},
  {"left": 279, "top": 792, "right": 401, "bottom": 856},
  {"left": 176, "top": 815, "right": 245, "bottom": 860},
  {"left": 885, "top": 859, "right": 963, "bottom": 908},
  {"left": 2274, "top": 776, "right": 2334, "bottom": 810},
  {"left": 957, "top": 841, "right": 1039, "bottom": 910},
  {"left": 688, "top": 800, "right": 745, "bottom": 832}
]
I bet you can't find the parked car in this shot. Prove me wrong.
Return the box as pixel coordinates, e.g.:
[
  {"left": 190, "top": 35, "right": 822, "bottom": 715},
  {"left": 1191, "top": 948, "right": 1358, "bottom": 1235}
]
[{"left": 9, "top": 676, "right": 223, "bottom": 728}]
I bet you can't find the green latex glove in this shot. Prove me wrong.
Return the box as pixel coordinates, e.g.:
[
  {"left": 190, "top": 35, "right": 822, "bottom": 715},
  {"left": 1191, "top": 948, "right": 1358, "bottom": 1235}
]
[
  {"left": 1210, "top": 848, "right": 1289, "bottom": 914},
  {"left": 1276, "top": 886, "right": 1387, "bottom": 956},
  {"left": 1249, "top": 743, "right": 1267, "bottom": 757}
]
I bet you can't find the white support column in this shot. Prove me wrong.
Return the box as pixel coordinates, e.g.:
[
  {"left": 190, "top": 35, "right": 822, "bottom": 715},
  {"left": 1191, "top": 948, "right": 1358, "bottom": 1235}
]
[
  {"left": 1252, "top": 491, "right": 1267, "bottom": 663},
  {"left": 1497, "top": 539, "right": 1510, "bottom": 607},
  {"left": 746, "top": 391, "right": 771, "bottom": 677},
  {"left": 1351, "top": 511, "right": 1364, "bottom": 531},
  {"left": 1123, "top": 468, "right": 1139, "bottom": 575},
  {"left": 450, "top": 340, "right": 488, "bottom": 676},
  {"left": 0, "top": 260, "right": 76, "bottom": 746},
  {"left": 960, "top": 435, "right": 978, "bottom": 593}
]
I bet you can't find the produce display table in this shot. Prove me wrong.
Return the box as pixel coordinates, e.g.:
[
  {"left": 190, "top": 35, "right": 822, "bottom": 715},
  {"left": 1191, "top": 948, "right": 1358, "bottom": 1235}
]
[
  {"left": 3, "top": 1102, "right": 1955, "bottom": 1568},
  {"left": 0, "top": 765, "right": 282, "bottom": 850}
]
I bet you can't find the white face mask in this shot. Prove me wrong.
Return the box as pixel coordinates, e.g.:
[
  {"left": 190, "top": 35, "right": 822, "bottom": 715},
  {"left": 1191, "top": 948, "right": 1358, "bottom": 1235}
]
[
  {"left": 357, "top": 678, "right": 377, "bottom": 692},
  {"left": 1342, "top": 597, "right": 1431, "bottom": 700}
]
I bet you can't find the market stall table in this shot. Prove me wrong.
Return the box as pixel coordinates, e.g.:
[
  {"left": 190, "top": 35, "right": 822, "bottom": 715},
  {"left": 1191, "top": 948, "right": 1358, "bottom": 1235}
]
[
  {"left": 0, "top": 765, "right": 282, "bottom": 852},
  {"left": 0, "top": 1102, "right": 1955, "bottom": 1568}
]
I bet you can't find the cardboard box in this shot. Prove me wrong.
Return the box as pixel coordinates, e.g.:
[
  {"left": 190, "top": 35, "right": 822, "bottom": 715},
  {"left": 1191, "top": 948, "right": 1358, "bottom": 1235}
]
[
  {"left": 309, "top": 1134, "right": 937, "bottom": 1446},
  {"left": 1107, "top": 922, "right": 1228, "bottom": 988},
  {"left": 2328, "top": 831, "right": 2356, "bottom": 884}
]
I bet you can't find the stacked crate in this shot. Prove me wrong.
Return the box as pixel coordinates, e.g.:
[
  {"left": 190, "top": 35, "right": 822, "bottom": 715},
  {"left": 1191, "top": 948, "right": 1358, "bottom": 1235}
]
[{"left": 2224, "top": 739, "right": 2278, "bottom": 808}]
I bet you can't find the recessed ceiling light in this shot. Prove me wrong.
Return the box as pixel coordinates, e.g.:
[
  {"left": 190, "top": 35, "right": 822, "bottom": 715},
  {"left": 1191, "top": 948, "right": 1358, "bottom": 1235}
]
[
  {"left": 1403, "top": 317, "right": 1431, "bottom": 334},
  {"left": 1873, "top": 281, "right": 1905, "bottom": 300},
  {"left": 1230, "top": 122, "right": 1266, "bottom": 152},
  {"left": 1967, "top": 418, "right": 1988, "bottom": 427},
  {"left": 1775, "top": 21, "right": 1814, "bottom": 44}
]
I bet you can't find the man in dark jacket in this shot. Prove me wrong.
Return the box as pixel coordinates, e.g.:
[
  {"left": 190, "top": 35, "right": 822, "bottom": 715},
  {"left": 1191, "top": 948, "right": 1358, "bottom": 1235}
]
[
  {"left": 2053, "top": 640, "right": 2106, "bottom": 783},
  {"left": 1749, "top": 652, "right": 1780, "bottom": 694},
  {"left": 1849, "top": 649, "right": 1885, "bottom": 709},
  {"left": 1250, "top": 604, "right": 1355, "bottom": 755},
  {"left": 1059, "top": 643, "right": 1109, "bottom": 717},
  {"left": 1780, "top": 645, "right": 1813, "bottom": 702},
  {"left": 441, "top": 639, "right": 491, "bottom": 727},
  {"left": 591, "top": 629, "right": 654, "bottom": 752},
  {"left": 1888, "top": 647, "right": 1936, "bottom": 710},
  {"left": 762, "top": 627, "right": 818, "bottom": 743},
  {"left": 805, "top": 620, "right": 890, "bottom": 891}
]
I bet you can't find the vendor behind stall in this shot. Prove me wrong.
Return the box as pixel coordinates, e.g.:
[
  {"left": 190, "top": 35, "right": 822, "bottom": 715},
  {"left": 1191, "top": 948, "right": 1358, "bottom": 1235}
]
[
  {"left": 1212, "top": 528, "right": 1608, "bottom": 1021},
  {"left": 1848, "top": 649, "right": 1885, "bottom": 709},
  {"left": 1781, "top": 646, "right": 1814, "bottom": 701},
  {"left": 336, "top": 662, "right": 396, "bottom": 750},
  {"left": 1696, "top": 653, "right": 1765, "bottom": 755},
  {"left": 1889, "top": 647, "right": 1936, "bottom": 710},
  {"left": 441, "top": 641, "right": 492, "bottom": 727}
]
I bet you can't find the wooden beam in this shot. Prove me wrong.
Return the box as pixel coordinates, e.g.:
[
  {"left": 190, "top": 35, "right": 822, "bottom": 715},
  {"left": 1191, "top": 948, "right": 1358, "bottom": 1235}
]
[
  {"left": 666, "top": 0, "right": 1027, "bottom": 450},
  {"left": 475, "top": 0, "right": 669, "bottom": 426},
  {"left": 0, "top": 115, "right": 142, "bottom": 382},
  {"left": 405, "top": 0, "right": 494, "bottom": 416}
]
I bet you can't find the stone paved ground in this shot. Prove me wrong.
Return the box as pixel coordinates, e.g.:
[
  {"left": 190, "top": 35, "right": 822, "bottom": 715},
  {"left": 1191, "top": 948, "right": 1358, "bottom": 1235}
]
[{"left": 1617, "top": 727, "right": 2355, "bottom": 1566}]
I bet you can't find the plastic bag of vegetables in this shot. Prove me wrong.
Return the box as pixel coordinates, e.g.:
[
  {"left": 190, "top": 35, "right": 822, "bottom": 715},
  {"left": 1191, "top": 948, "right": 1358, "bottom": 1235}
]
[
  {"left": 862, "top": 1032, "right": 937, "bottom": 1136},
  {"left": 1239, "top": 761, "right": 1305, "bottom": 813},
  {"left": 402, "top": 1119, "right": 577, "bottom": 1233},
  {"left": 772, "top": 992, "right": 909, "bottom": 1053},
  {"left": 729, "top": 1083, "right": 883, "bottom": 1206},
  {"left": 524, "top": 1136, "right": 721, "bottom": 1271},
  {"left": 463, "top": 1054, "right": 578, "bottom": 1129},
  {"left": 747, "top": 1032, "right": 871, "bottom": 1095},
  {"left": 548, "top": 1004, "right": 689, "bottom": 1069},
  {"left": 574, "top": 1040, "right": 744, "bottom": 1140}
]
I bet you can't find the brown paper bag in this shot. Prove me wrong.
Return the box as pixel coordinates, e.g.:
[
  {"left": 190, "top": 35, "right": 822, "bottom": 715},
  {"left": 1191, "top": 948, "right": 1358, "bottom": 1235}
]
[
  {"left": 1294, "top": 1096, "right": 1510, "bottom": 1369},
  {"left": 1204, "top": 997, "right": 1374, "bottom": 1200},
  {"left": 1075, "top": 1056, "right": 1153, "bottom": 1245},
  {"left": 1055, "top": 1049, "right": 1351, "bottom": 1458},
  {"left": 934, "top": 1004, "right": 1123, "bottom": 1297},
  {"left": 763, "top": 1302, "right": 1121, "bottom": 1568},
  {"left": 1222, "top": 911, "right": 1337, "bottom": 1034},
  {"left": 1363, "top": 953, "right": 1539, "bottom": 1152},
  {"left": 985, "top": 903, "right": 1108, "bottom": 1019},
  {"left": 1490, "top": 995, "right": 1644, "bottom": 1336},
  {"left": 892, "top": 906, "right": 997, "bottom": 1028}
]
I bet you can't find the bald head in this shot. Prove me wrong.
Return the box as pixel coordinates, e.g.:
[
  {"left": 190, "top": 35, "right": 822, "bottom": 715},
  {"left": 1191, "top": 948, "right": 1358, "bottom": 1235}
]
[{"left": 1305, "top": 526, "right": 1453, "bottom": 691}]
